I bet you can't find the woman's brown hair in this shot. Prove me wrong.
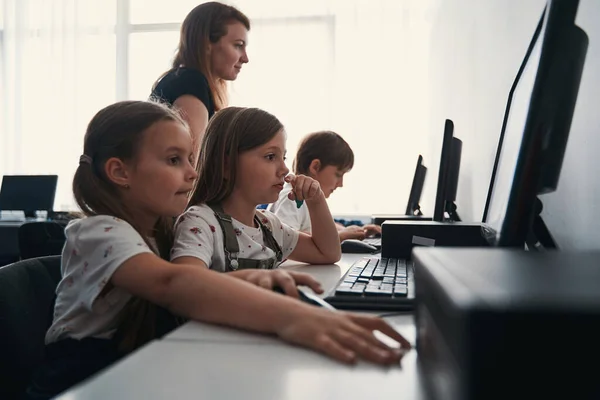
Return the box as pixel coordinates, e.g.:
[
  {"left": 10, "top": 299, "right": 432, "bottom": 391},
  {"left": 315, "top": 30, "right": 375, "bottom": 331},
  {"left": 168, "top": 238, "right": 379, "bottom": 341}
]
[
  {"left": 73, "top": 100, "right": 188, "bottom": 353},
  {"left": 154, "top": 2, "right": 250, "bottom": 110},
  {"left": 188, "top": 106, "right": 284, "bottom": 206},
  {"left": 293, "top": 130, "right": 354, "bottom": 175}
]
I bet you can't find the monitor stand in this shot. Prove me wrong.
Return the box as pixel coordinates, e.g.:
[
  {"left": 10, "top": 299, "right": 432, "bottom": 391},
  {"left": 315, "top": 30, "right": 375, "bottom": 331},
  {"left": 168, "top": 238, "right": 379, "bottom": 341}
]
[
  {"left": 410, "top": 204, "right": 423, "bottom": 217},
  {"left": 445, "top": 201, "right": 461, "bottom": 222},
  {"left": 24, "top": 210, "right": 37, "bottom": 219},
  {"left": 525, "top": 197, "right": 557, "bottom": 250}
]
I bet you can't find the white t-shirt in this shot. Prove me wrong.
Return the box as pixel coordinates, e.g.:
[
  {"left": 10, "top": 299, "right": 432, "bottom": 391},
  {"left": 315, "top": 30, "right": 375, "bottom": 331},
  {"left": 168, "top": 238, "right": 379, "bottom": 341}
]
[
  {"left": 171, "top": 204, "right": 300, "bottom": 272},
  {"left": 45, "top": 215, "right": 154, "bottom": 344},
  {"left": 268, "top": 182, "right": 312, "bottom": 233}
]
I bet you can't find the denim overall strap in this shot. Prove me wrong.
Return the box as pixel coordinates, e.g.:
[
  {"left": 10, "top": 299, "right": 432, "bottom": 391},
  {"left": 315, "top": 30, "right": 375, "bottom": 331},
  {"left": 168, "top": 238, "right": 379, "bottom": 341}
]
[{"left": 209, "top": 204, "right": 283, "bottom": 271}]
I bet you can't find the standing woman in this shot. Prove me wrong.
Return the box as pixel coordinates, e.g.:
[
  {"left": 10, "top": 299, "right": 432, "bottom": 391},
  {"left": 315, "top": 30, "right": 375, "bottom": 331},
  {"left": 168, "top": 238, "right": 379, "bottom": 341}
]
[{"left": 151, "top": 2, "right": 250, "bottom": 159}]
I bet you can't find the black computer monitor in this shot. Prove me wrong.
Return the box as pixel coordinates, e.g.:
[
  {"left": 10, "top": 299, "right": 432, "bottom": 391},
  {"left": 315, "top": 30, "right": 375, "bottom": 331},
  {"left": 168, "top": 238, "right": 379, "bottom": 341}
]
[
  {"left": 432, "top": 119, "right": 456, "bottom": 222},
  {"left": 482, "top": 6, "right": 546, "bottom": 225},
  {"left": 0, "top": 175, "right": 58, "bottom": 218},
  {"left": 444, "top": 137, "right": 463, "bottom": 222},
  {"left": 484, "top": 0, "right": 588, "bottom": 249},
  {"left": 405, "top": 155, "right": 427, "bottom": 216}
]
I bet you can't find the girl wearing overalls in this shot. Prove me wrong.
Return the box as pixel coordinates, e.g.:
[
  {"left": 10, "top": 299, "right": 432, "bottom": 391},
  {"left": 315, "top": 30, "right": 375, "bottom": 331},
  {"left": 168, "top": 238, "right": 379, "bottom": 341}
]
[{"left": 27, "top": 102, "right": 410, "bottom": 399}]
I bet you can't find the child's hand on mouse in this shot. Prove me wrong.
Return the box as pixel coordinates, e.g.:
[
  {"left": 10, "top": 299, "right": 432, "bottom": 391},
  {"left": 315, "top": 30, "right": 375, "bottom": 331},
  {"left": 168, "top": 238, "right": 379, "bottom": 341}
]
[
  {"left": 339, "top": 225, "right": 366, "bottom": 241},
  {"left": 242, "top": 269, "right": 324, "bottom": 298},
  {"left": 276, "top": 307, "right": 412, "bottom": 365},
  {"left": 285, "top": 174, "right": 324, "bottom": 205}
]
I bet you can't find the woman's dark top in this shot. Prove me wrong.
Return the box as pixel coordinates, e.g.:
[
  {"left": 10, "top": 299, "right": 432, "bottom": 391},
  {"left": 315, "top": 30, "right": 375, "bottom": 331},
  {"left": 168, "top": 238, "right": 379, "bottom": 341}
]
[{"left": 151, "top": 67, "right": 215, "bottom": 118}]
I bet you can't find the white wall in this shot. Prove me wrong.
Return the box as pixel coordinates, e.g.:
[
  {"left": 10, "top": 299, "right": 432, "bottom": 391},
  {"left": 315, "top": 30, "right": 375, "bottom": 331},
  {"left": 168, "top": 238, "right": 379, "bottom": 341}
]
[{"left": 426, "top": 0, "right": 600, "bottom": 250}]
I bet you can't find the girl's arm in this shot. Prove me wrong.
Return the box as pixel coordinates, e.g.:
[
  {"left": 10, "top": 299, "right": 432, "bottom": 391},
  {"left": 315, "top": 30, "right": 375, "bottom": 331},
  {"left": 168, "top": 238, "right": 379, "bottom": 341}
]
[
  {"left": 111, "top": 253, "right": 411, "bottom": 365},
  {"left": 286, "top": 175, "right": 341, "bottom": 264},
  {"left": 113, "top": 253, "right": 303, "bottom": 333},
  {"left": 173, "top": 256, "right": 324, "bottom": 298}
]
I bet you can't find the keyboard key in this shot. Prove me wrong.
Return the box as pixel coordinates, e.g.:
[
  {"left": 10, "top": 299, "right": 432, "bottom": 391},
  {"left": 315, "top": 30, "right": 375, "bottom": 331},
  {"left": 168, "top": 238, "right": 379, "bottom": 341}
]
[
  {"left": 364, "top": 288, "right": 393, "bottom": 297},
  {"left": 377, "top": 287, "right": 393, "bottom": 295},
  {"left": 335, "top": 287, "right": 364, "bottom": 296},
  {"left": 394, "top": 286, "right": 408, "bottom": 296},
  {"left": 360, "top": 269, "right": 374, "bottom": 278}
]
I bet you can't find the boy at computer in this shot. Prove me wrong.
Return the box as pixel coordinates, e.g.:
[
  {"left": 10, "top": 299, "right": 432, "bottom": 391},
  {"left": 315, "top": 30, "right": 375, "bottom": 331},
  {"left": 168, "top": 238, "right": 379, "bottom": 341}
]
[{"left": 269, "top": 130, "right": 381, "bottom": 242}]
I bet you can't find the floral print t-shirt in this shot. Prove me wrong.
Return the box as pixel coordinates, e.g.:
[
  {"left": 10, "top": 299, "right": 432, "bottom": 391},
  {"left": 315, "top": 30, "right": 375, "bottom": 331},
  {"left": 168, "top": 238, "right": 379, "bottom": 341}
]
[
  {"left": 171, "top": 204, "right": 300, "bottom": 272},
  {"left": 45, "top": 215, "right": 154, "bottom": 344}
]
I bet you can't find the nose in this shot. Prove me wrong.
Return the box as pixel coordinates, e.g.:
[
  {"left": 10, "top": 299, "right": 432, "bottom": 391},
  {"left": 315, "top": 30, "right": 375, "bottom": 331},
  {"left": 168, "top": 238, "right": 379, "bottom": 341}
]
[
  {"left": 240, "top": 50, "right": 249, "bottom": 64},
  {"left": 280, "top": 162, "right": 289, "bottom": 177},
  {"left": 338, "top": 176, "right": 344, "bottom": 188},
  {"left": 187, "top": 162, "right": 198, "bottom": 181}
]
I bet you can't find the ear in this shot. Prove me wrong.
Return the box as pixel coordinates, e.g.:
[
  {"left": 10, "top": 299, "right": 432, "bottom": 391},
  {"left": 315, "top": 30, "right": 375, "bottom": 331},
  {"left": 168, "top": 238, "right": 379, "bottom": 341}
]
[
  {"left": 104, "top": 157, "right": 132, "bottom": 188},
  {"left": 308, "top": 159, "right": 321, "bottom": 177}
]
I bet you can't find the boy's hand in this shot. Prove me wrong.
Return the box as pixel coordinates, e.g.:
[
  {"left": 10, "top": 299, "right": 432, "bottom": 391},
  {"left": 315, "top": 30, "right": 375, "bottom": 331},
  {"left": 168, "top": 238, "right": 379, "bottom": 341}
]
[
  {"left": 363, "top": 224, "right": 382, "bottom": 237},
  {"left": 339, "top": 225, "right": 366, "bottom": 241},
  {"left": 285, "top": 174, "right": 324, "bottom": 203}
]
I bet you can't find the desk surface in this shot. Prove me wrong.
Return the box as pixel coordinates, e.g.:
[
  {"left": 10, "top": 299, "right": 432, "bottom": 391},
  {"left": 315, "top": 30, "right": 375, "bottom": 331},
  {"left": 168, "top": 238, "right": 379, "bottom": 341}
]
[{"left": 56, "top": 255, "right": 425, "bottom": 400}]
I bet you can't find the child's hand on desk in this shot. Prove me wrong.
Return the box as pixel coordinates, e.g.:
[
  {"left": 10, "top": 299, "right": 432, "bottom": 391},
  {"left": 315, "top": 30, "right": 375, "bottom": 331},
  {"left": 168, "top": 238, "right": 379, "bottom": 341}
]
[
  {"left": 363, "top": 224, "right": 381, "bottom": 237},
  {"left": 276, "top": 308, "right": 411, "bottom": 365},
  {"left": 243, "top": 269, "right": 324, "bottom": 298},
  {"left": 339, "top": 225, "right": 366, "bottom": 241}
]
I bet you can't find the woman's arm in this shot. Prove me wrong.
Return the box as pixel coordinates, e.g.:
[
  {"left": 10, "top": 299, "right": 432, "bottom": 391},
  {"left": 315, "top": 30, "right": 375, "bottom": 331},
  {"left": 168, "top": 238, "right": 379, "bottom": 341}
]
[{"left": 173, "top": 95, "right": 209, "bottom": 162}]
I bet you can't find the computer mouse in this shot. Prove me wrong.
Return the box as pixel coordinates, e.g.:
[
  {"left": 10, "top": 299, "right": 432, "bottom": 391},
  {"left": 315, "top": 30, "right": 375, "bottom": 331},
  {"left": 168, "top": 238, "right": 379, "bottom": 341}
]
[
  {"left": 341, "top": 239, "right": 378, "bottom": 254},
  {"left": 273, "top": 286, "right": 336, "bottom": 310}
]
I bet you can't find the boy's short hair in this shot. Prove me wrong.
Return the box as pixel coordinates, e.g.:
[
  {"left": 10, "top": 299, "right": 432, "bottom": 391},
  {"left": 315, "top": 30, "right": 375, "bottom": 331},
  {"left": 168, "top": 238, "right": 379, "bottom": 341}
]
[{"left": 293, "top": 131, "right": 354, "bottom": 175}]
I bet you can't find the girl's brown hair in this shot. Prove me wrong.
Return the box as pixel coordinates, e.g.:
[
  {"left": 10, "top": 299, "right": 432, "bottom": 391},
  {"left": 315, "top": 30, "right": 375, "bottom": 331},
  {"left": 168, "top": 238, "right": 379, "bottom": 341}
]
[
  {"left": 154, "top": 2, "right": 250, "bottom": 110},
  {"left": 188, "top": 106, "right": 284, "bottom": 206},
  {"left": 293, "top": 130, "right": 354, "bottom": 175},
  {"left": 73, "top": 100, "right": 188, "bottom": 353}
]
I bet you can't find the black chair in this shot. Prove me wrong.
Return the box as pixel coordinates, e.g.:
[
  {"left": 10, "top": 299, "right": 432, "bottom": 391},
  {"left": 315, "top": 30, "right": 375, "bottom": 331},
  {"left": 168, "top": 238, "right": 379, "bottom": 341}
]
[
  {"left": 18, "top": 221, "right": 67, "bottom": 260},
  {"left": 0, "top": 256, "right": 61, "bottom": 399}
]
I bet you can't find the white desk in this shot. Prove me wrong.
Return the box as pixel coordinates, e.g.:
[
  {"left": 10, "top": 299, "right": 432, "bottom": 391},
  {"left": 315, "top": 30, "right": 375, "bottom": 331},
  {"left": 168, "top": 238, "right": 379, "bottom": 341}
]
[{"left": 56, "top": 255, "right": 426, "bottom": 400}]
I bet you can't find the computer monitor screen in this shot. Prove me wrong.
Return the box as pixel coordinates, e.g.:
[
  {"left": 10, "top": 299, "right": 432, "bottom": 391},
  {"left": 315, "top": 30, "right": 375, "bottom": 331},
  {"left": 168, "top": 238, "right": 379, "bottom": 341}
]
[
  {"left": 432, "top": 119, "right": 454, "bottom": 222},
  {"left": 484, "top": 15, "right": 545, "bottom": 237},
  {"left": 485, "top": 0, "right": 587, "bottom": 247},
  {"left": 482, "top": 10, "right": 546, "bottom": 224},
  {"left": 0, "top": 175, "right": 58, "bottom": 217},
  {"left": 405, "top": 155, "right": 427, "bottom": 216}
]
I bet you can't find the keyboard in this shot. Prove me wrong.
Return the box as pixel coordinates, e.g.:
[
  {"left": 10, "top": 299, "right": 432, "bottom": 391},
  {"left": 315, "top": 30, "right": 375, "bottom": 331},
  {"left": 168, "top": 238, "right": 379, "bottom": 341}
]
[
  {"left": 363, "top": 237, "right": 381, "bottom": 247},
  {"left": 324, "top": 256, "right": 414, "bottom": 311}
]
